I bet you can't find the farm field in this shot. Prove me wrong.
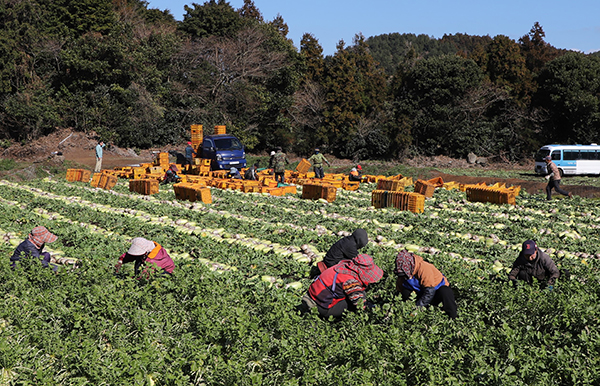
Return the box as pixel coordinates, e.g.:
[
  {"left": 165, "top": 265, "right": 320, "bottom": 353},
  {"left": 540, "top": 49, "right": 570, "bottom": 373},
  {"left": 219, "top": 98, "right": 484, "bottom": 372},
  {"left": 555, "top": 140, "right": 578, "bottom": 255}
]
[{"left": 1, "top": 175, "right": 600, "bottom": 385}]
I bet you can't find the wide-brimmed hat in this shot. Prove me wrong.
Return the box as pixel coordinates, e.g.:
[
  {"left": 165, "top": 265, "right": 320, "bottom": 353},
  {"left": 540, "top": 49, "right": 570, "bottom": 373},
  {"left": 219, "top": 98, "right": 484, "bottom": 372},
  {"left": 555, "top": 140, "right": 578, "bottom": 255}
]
[
  {"left": 30, "top": 226, "right": 57, "bottom": 245},
  {"left": 335, "top": 253, "right": 383, "bottom": 285},
  {"left": 187, "top": 141, "right": 192, "bottom": 145},
  {"left": 128, "top": 237, "right": 155, "bottom": 256}
]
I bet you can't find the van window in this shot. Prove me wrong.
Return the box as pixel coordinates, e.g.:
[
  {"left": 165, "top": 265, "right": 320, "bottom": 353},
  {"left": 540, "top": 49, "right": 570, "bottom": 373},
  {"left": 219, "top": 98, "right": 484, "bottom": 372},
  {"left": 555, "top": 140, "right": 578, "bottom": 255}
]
[
  {"left": 551, "top": 151, "right": 561, "bottom": 161},
  {"left": 203, "top": 139, "right": 212, "bottom": 148},
  {"left": 563, "top": 150, "right": 579, "bottom": 160},
  {"left": 535, "top": 149, "right": 550, "bottom": 162},
  {"left": 214, "top": 137, "right": 243, "bottom": 151}
]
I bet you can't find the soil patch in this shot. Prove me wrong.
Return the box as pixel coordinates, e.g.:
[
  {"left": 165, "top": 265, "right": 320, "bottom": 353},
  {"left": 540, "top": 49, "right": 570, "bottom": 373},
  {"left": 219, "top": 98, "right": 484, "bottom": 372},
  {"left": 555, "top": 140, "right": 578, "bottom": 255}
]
[{"left": 431, "top": 171, "right": 600, "bottom": 199}]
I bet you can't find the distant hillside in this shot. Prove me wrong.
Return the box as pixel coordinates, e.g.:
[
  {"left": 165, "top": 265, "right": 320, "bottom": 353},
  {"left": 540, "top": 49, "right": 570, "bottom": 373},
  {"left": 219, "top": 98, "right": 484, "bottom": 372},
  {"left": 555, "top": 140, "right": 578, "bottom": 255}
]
[{"left": 366, "top": 33, "right": 492, "bottom": 74}]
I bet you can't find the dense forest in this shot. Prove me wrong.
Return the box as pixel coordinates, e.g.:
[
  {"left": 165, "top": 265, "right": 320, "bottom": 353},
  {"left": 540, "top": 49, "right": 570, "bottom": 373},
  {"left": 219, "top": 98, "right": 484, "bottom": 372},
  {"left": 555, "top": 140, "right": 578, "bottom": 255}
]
[{"left": 1, "top": 0, "right": 600, "bottom": 161}]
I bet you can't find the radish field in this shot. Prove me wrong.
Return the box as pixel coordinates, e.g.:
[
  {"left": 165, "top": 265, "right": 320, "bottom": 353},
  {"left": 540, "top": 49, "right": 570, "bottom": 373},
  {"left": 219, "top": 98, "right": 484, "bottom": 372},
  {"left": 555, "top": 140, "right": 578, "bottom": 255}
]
[{"left": 1, "top": 177, "right": 600, "bottom": 385}]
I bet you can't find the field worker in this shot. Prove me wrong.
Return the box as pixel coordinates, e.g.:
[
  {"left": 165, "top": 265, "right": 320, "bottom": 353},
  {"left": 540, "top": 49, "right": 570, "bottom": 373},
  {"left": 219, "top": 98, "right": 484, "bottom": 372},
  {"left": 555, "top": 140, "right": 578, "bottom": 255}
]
[
  {"left": 307, "top": 148, "right": 330, "bottom": 179},
  {"left": 543, "top": 155, "right": 572, "bottom": 200},
  {"left": 349, "top": 167, "right": 361, "bottom": 182},
  {"left": 273, "top": 147, "right": 289, "bottom": 183},
  {"left": 268, "top": 150, "right": 276, "bottom": 173},
  {"left": 115, "top": 237, "right": 174, "bottom": 277},
  {"left": 244, "top": 163, "right": 259, "bottom": 180},
  {"left": 302, "top": 254, "right": 383, "bottom": 318},
  {"left": 228, "top": 167, "right": 242, "bottom": 179},
  {"left": 95, "top": 140, "right": 105, "bottom": 173},
  {"left": 321, "top": 229, "right": 369, "bottom": 271},
  {"left": 185, "top": 142, "right": 197, "bottom": 167},
  {"left": 508, "top": 240, "right": 559, "bottom": 290},
  {"left": 161, "top": 164, "right": 180, "bottom": 184},
  {"left": 10, "top": 226, "right": 58, "bottom": 270},
  {"left": 394, "top": 250, "right": 458, "bottom": 318}
]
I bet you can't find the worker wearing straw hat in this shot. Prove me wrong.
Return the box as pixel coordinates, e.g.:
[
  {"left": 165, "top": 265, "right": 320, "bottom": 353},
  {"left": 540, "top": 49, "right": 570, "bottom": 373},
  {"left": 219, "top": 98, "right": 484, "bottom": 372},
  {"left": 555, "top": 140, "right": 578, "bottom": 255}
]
[{"left": 115, "top": 237, "right": 174, "bottom": 278}]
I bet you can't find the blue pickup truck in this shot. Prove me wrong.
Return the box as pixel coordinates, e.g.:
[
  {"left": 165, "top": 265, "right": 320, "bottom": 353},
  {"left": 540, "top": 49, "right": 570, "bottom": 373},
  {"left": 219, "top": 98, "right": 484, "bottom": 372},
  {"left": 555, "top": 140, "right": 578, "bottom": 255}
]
[{"left": 201, "top": 134, "right": 247, "bottom": 170}]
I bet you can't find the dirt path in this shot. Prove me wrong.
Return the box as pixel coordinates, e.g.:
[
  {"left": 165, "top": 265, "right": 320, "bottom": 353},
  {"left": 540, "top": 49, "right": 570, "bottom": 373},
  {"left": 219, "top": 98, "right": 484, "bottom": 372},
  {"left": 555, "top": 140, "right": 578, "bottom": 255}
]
[{"left": 431, "top": 171, "right": 600, "bottom": 199}]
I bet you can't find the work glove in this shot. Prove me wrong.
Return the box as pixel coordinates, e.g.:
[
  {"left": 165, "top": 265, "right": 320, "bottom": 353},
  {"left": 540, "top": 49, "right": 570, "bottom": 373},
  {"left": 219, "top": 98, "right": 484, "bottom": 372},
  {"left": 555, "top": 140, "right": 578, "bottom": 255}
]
[
  {"left": 546, "top": 285, "right": 554, "bottom": 292},
  {"left": 545, "top": 175, "right": 550, "bottom": 180},
  {"left": 510, "top": 278, "right": 518, "bottom": 288},
  {"left": 114, "top": 261, "right": 122, "bottom": 273},
  {"left": 365, "top": 301, "right": 376, "bottom": 310}
]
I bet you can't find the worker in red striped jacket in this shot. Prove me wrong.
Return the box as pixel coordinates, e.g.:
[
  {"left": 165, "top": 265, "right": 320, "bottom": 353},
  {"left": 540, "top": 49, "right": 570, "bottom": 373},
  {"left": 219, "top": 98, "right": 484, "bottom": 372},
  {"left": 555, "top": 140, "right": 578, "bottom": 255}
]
[{"left": 301, "top": 254, "right": 383, "bottom": 319}]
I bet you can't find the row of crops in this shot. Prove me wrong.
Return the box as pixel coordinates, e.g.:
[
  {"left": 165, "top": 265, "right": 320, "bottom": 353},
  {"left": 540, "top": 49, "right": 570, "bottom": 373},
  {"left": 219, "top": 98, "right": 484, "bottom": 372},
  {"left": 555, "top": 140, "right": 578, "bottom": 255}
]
[{"left": 1, "top": 176, "right": 600, "bottom": 385}]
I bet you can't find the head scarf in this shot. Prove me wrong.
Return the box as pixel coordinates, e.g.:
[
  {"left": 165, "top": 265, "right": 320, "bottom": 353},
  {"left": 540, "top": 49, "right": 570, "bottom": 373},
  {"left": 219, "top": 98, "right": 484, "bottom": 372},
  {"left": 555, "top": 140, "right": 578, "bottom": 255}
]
[
  {"left": 335, "top": 254, "right": 383, "bottom": 285},
  {"left": 394, "top": 250, "right": 415, "bottom": 277},
  {"left": 28, "top": 226, "right": 57, "bottom": 249}
]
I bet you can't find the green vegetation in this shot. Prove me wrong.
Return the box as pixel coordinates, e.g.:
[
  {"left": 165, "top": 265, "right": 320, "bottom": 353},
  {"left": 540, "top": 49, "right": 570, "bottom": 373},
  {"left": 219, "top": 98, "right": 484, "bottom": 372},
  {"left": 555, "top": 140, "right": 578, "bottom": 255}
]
[{"left": 1, "top": 176, "right": 600, "bottom": 384}]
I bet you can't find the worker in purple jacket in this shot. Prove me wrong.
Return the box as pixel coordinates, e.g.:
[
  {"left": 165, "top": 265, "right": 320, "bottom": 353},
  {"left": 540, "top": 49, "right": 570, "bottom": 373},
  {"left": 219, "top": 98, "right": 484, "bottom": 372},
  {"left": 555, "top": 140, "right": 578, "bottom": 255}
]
[{"left": 10, "top": 226, "right": 58, "bottom": 270}]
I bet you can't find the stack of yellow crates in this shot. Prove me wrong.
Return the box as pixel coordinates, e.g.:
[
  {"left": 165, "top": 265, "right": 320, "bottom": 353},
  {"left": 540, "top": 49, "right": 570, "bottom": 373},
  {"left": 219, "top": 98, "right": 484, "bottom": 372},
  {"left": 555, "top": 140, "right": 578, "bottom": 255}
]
[
  {"left": 214, "top": 125, "right": 226, "bottom": 135},
  {"left": 465, "top": 185, "right": 520, "bottom": 205},
  {"left": 371, "top": 190, "right": 425, "bottom": 213},
  {"left": 173, "top": 183, "right": 212, "bottom": 203},
  {"left": 66, "top": 169, "right": 92, "bottom": 183},
  {"left": 301, "top": 183, "right": 337, "bottom": 202},
  {"left": 414, "top": 179, "right": 436, "bottom": 198},
  {"left": 129, "top": 179, "right": 160, "bottom": 195}
]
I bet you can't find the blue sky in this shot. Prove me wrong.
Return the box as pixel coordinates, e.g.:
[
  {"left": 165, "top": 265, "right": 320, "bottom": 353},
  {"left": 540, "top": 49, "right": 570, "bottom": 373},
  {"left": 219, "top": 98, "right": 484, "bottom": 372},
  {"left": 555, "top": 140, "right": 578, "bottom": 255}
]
[{"left": 146, "top": 0, "right": 600, "bottom": 56}]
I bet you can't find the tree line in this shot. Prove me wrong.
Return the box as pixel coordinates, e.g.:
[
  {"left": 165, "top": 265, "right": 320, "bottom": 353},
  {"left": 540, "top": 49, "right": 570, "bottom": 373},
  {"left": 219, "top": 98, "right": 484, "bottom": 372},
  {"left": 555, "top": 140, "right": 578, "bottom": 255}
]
[{"left": 1, "top": 0, "right": 600, "bottom": 161}]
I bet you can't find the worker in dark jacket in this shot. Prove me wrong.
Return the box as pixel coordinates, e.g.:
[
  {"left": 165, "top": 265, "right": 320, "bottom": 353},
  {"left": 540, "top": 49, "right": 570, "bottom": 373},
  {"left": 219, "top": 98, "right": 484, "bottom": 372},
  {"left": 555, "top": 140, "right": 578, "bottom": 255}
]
[
  {"left": 115, "top": 237, "right": 175, "bottom": 277},
  {"left": 394, "top": 250, "right": 457, "bottom": 318},
  {"left": 185, "top": 142, "right": 197, "bottom": 166},
  {"left": 161, "top": 164, "right": 180, "bottom": 184},
  {"left": 10, "top": 226, "right": 58, "bottom": 270},
  {"left": 244, "top": 163, "right": 259, "bottom": 180},
  {"left": 272, "top": 147, "right": 289, "bottom": 183},
  {"left": 322, "top": 229, "right": 369, "bottom": 270},
  {"left": 508, "top": 239, "right": 560, "bottom": 290},
  {"left": 302, "top": 254, "right": 383, "bottom": 318},
  {"left": 349, "top": 168, "right": 361, "bottom": 182}
]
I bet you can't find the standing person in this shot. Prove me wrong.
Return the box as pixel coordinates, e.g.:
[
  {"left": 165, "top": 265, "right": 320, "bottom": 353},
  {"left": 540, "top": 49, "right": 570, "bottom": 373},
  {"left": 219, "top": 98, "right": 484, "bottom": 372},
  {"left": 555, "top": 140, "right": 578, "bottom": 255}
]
[
  {"left": 115, "top": 237, "right": 175, "bottom": 277},
  {"left": 301, "top": 254, "right": 383, "bottom": 319},
  {"left": 185, "top": 142, "right": 197, "bottom": 168},
  {"left": 95, "top": 141, "right": 105, "bottom": 173},
  {"left": 244, "top": 163, "right": 259, "bottom": 180},
  {"left": 307, "top": 148, "right": 330, "bottom": 179},
  {"left": 544, "top": 155, "right": 572, "bottom": 200},
  {"left": 268, "top": 151, "right": 276, "bottom": 174},
  {"left": 273, "top": 147, "right": 289, "bottom": 184},
  {"left": 508, "top": 240, "right": 560, "bottom": 290},
  {"left": 10, "top": 226, "right": 58, "bottom": 270},
  {"left": 394, "top": 250, "right": 458, "bottom": 319}
]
